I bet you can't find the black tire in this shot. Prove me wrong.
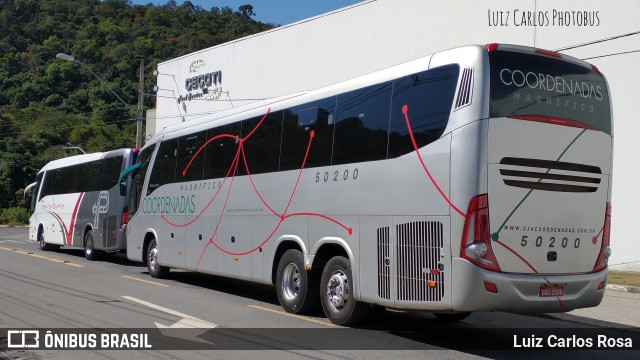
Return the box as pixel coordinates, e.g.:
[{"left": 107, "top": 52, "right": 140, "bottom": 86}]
[
  {"left": 83, "top": 231, "right": 101, "bottom": 261},
  {"left": 434, "top": 312, "right": 472, "bottom": 321},
  {"left": 147, "top": 238, "right": 169, "bottom": 278},
  {"left": 38, "top": 231, "right": 55, "bottom": 251},
  {"left": 320, "top": 256, "right": 368, "bottom": 325},
  {"left": 275, "top": 249, "right": 319, "bottom": 314}
]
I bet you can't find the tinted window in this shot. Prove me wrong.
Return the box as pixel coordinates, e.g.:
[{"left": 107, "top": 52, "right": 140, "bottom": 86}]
[
  {"left": 388, "top": 65, "right": 459, "bottom": 158},
  {"left": 176, "top": 131, "right": 207, "bottom": 182},
  {"left": 334, "top": 82, "right": 391, "bottom": 164},
  {"left": 38, "top": 156, "right": 124, "bottom": 197},
  {"left": 130, "top": 145, "right": 155, "bottom": 214},
  {"left": 203, "top": 123, "right": 242, "bottom": 180},
  {"left": 489, "top": 50, "right": 611, "bottom": 134},
  {"left": 148, "top": 139, "right": 178, "bottom": 194},
  {"left": 100, "top": 156, "right": 124, "bottom": 190},
  {"left": 240, "top": 111, "right": 283, "bottom": 176},
  {"left": 280, "top": 97, "right": 336, "bottom": 171}
]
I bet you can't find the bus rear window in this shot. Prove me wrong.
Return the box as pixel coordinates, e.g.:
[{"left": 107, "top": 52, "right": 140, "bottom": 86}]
[{"left": 489, "top": 50, "right": 611, "bottom": 134}]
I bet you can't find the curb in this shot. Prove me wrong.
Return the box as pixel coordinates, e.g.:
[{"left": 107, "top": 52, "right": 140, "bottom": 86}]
[{"left": 606, "top": 283, "right": 640, "bottom": 294}]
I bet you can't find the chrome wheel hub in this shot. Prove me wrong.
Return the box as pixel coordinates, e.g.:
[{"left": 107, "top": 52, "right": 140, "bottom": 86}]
[
  {"left": 281, "top": 263, "right": 301, "bottom": 301},
  {"left": 149, "top": 247, "right": 158, "bottom": 271},
  {"left": 326, "top": 271, "right": 349, "bottom": 309}
]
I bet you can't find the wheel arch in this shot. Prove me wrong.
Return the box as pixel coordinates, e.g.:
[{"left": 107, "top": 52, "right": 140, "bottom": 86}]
[
  {"left": 311, "top": 237, "right": 353, "bottom": 271},
  {"left": 142, "top": 229, "right": 159, "bottom": 264},
  {"left": 270, "top": 235, "right": 307, "bottom": 285},
  {"left": 82, "top": 224, "right": 93, "bottom": 246}
]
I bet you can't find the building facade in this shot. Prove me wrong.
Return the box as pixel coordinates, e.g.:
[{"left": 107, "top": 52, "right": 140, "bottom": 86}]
[{"left": 151, "top": 0, "right": 640, "bottom": 272}]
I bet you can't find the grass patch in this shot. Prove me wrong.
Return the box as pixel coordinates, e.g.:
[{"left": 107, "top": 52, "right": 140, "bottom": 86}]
[{"left": 607, "top": 271, "right": 640, "bottom": 287}]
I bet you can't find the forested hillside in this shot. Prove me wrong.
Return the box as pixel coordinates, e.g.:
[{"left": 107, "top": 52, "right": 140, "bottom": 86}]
[{"left": 0, "top": 0, "right": 271, "bottom": 222}]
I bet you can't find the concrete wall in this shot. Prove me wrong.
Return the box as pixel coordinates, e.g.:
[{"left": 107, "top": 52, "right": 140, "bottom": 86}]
[{"left": 153, "top": 0, "right": 640, "bottom": 271}]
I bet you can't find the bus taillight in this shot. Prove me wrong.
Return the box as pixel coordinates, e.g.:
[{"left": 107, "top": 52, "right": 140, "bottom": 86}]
[
  {"left": 121, "top": 206, "right": 129, "bottom": 227},
  {"left": 485, "top": 43, "right": 499, "bottom": 53},
  {"left": 460, "top": 194, "right": 501, "bottom": 272},
  {"left": 593, "top": 202, "right": 611, "bottom": 272}
]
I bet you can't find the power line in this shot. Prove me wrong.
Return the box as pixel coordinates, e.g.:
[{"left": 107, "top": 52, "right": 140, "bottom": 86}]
[
  {"left": 582, "top": 49, "right": 640, "bottom": 61},
  {"left": 555, "top": 30, "right": 640, "bottom": 51}
]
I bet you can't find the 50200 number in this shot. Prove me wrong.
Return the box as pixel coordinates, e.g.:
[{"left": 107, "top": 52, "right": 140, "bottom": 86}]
[
  {"left": 520, "top": 235, "right": 581, "bottom": 249},
  {"left": 315, "top": 168, "right": 359, "bottom": 183}
]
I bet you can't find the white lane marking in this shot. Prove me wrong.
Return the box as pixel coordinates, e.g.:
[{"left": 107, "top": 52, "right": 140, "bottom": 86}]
[{"left": 121, "top": 296, "right": 218, "bottom": 328}]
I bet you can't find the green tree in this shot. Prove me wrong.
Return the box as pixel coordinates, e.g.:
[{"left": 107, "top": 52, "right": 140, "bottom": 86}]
[{"left": 0, "top": 1, "right": 271, "bottom": 218}]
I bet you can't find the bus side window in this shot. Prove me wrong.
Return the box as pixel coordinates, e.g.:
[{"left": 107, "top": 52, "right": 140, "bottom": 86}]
[
  {"left": 238, "top": 111, "right": 283, "bottom": 176},
  {"left": 388, "top": 64, "right": 459, "bottom": 158},
  {"left": 333, "top": 81, "right": 392, "bottom": 164},
  {"left": 177, "top": 131, "right": 207, "bottom": 182},
  {"left": 203, "top": 123, "right": 242, "bottom": 180},
  {"left": 148, "top": 139, "right": 179, "bottom": 194},
  {"left": 280, "top": 97, "right": 336, "bottom": 171}
]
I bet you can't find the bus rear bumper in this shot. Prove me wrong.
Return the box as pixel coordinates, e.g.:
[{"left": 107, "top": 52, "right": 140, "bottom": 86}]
[{"left": 451, "top": 258, "right": 607, "bottom": 313}]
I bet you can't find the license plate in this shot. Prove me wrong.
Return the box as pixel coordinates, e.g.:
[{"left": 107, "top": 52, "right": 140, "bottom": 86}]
[{"left": 539, "top": 284, "right": 565, "bottom": 297}]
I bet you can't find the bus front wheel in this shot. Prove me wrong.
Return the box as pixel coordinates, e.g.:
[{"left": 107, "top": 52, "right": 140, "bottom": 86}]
[
  {"left": 275, "top": 249, "right": 319, "bottom": 314},
  {"left": 38, "top": 232, "right": 58, "bottom": 251},
  {"left": 320, "top": 256, "right": 368, "bottom": 325},
  {"left": 147, "top": 239, "right": 169, "bottom": 278}
]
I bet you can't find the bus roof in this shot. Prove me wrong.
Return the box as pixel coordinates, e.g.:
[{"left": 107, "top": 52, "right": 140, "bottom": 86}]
[{"left": 38, "top": 148, "right": 133, "bottom": 174}]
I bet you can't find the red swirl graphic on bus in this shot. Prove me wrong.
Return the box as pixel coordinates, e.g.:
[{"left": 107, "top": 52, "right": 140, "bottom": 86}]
[{"left": 158, "top": 108, "right": 352, "bottom": 269}]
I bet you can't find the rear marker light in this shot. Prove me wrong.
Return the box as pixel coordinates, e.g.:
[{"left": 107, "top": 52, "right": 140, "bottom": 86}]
[
  {"left": 121, "top": 206, "right": 129, "bottom": 229},
  {"left": 484, "top": 282, "right": 498, "bottom": 293},
  {"left": 596, "top": 281, "right": 606, "bottom": 291}
]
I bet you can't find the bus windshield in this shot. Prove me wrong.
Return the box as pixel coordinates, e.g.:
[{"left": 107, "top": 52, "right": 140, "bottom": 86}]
[{"left": 489, "top": 50, "right": 611, "bottom": 134}]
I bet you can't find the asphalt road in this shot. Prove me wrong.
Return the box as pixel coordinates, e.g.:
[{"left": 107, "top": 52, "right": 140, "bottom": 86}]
[{"left": 0, "top": 226, "right": 637, "bottom": 360}]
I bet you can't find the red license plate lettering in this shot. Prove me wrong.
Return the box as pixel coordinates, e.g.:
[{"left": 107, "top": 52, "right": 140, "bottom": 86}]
[{"left": 539, "top": 285, "right": 565, "bottom": 297}]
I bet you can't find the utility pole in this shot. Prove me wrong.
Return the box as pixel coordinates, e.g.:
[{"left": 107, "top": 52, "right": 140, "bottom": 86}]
[{"left": 136, "top": 59, "right": 145, "bottom": 148}]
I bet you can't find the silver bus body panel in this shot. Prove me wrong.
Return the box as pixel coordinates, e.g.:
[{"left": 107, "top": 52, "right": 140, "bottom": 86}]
[{"left": 487, "top": 118, "right": 611, "bottom": 274}]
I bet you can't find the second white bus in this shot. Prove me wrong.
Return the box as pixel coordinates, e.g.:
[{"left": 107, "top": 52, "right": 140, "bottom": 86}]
[{"left": 25, "top": 148, "right": 137, "bottom": 260}]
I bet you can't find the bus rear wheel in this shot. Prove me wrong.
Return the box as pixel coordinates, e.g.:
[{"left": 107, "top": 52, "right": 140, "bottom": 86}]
[
  {"left": 320, "top": 256, "right": 368, "bottom": 325},
  {"left": 275, "top": 249, "right": 319, "bottom": 314},
  {"left": 147, "top": 238, "right": 169, "bottom": 278},
  {"left": 84, "top": 231, "right": 101, "bottom": 261}
]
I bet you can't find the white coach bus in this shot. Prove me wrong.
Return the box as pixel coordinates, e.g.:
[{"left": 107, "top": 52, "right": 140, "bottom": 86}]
[
  {"left": 123, "top": 44, "right": 612, "bottom": 325},
  {"left": 24, "top": 148, "right": 137, "bottom": 260}
]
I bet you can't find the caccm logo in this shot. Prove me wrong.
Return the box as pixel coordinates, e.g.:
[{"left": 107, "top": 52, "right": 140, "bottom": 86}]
[{"left": 7, "top": 330, "right": 40, "bottom": 348}]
